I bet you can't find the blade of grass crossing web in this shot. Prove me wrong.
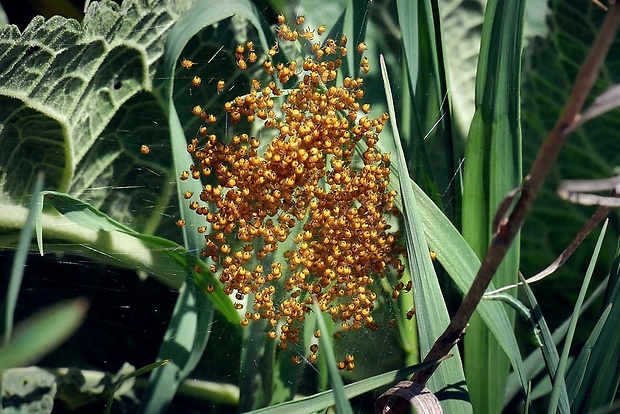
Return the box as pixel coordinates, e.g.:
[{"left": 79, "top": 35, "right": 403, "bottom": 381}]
[
  {"left": 312, "top": 302, "right": 354, "bottom": 414},
  {"left": 4, "top": 171, "right": 44, "bottom": 345},
  {"left": 381, "top": 55, "right": 471, "bottom": 412},
  {"left": 461, "top": 0, "right": 525, "bottom": 411},
  {"left": 396, "top": 0, "right": 460, "bottom": 220},
  {"left": 139, "top": 2, "right": 269, "bottom": 412},
  {"left": 549, "top": 220, "right": 608, "bottom": 413},
  {"left": 395, "top": 0, "right": 463, "bottom": 353}
]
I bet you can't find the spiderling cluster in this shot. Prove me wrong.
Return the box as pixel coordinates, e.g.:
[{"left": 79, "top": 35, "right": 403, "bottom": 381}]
[{"left": 179, "top": 14, "right": 406, "bottom": 369}]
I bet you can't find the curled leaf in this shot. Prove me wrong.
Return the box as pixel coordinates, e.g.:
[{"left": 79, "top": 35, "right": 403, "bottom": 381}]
[{"left": 375, "top": 380, "right": 443, "bottom": 414}]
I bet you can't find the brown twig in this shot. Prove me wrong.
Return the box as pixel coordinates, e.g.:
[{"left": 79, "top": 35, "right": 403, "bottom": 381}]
[{"left": 407, "top": 2, "right": 620, "bottom": 390}]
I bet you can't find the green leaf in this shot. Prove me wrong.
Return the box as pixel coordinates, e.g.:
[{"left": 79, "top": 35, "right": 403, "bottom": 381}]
[
  {"left": 244, "top": 359, "right": 444, "bottom": 414},
  {"left": 380, "top": 55, "right": 471, "bottom": 413},
  {"left": 379, "top": 131, "right": 529, "bottom": 406},
  {"left": 566, "top": 232, "right": 620, "bottom": 412},
  {"left": 504, "top": 276, "right": 608, "bottom": 404},
  {"left": 0, "top": 0, "right": 184, "bottom": 235},
  {"left": 4, "top": 171, "right": 44, "bottom": 345},
  {"left": 41, "top": 191, "right": 135, "bottom": 233},
  {"left": 565, "top": 304, "right": 610, "bottom": 409},
  {"left": 461, "top": 0, "right": 525, "bottom": 411},
  {"left": 139, "top": 1, "right": 270, "bottom": 412},
  {"left": 436, "top": 0, "right": 485, "bottom": 135},
  {"left": 313, "top": 303, "right": 354, "bottom": 414},
  {"left": 0, "top": 298, "right": 88, "bottom": 370},
  {"left": 139, "top": 279, "right": 212, "bottom": 414},
  {"left": 550, "top": 220, "right": 608, "bottom": 413},
  {"left": 407, "top": 177, "right": 529, "bottom": 405},
  {"left": 396, "top": 0, "right": 461, "bottom": 220},
  {"left": 36, "top": 190, "right": 238, "bottom": 323}
]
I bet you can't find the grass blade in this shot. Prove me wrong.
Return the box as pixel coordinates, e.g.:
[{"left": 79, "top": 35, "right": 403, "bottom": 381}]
[
  {"left": 4, "top": 171, "right": 44, "bottom": 345},
  {"left": 313, "top": 302, "right": 354, "bottom": 414},
  {"left": 396, "top": 0, "right": 460, "bottom": 219},
  {"left": 0, "top": 298, "right": 88, "bottom": 370},
  {"left": 549, "top": 219, "right": 608, "bottom": 413},
  {"left": 380, "top": 55, "right": 471, "bottom": 412},
  {"left": 519, "top": 275, "right": 570, "bottom": 413},
  {"left": 138, "top": 278, "right": 211, "bottom": 414},
  {"left": 392, "top": 174, "right": 529, "bottom": 402},
  {"left": 504, "top": 276, "right": 607, "bottom": 403},
  {"left": 104, "top": 360, "right": 170, "bottom": 414},
  {"left": 244, "top": 359, "right": 444, "bottom": 414},
  {"left": 38, "top": 191, "right": 238, "bottom": 323},
  {"left": 566, "top": 304, "right": 611, "bottom": 408},
  {"left": 461, "top": 0, "right": 525, "bottom": 411},
  {"left": 566, "top": 231, "right": 620, "bottom": 412}
]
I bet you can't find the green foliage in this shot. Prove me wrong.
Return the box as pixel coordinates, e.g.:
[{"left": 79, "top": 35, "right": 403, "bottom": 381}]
[
  {"left": 0, "top": 0, "right": 181, "bottom": 234},
  {"left": 381, "top": 54, "right": 470, "bottom": 413},
  {"left": 0, "top": 298, "right": 88, "bottom": 370},
  {"left": 566, "top": 234, "right": 620, "bottom": 412},
  {"left": 462, "top": 1, "right": 525, "bottom": 411},
  {"left": 1, "top": 0, "right": 620, "bottom": 412}
]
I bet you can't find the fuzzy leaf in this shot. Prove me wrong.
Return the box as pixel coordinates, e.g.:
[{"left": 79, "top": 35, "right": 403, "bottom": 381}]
[{"left": 0, "top": 0, "right": 184, "bottom": 234}]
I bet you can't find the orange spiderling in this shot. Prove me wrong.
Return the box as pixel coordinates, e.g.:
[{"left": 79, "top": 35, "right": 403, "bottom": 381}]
[
  {"left": 192, "top": 105, "right": 202, "bottom": 116},
  {"left": 181, "top": 58, "right": 195, "bottom": 69}
]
